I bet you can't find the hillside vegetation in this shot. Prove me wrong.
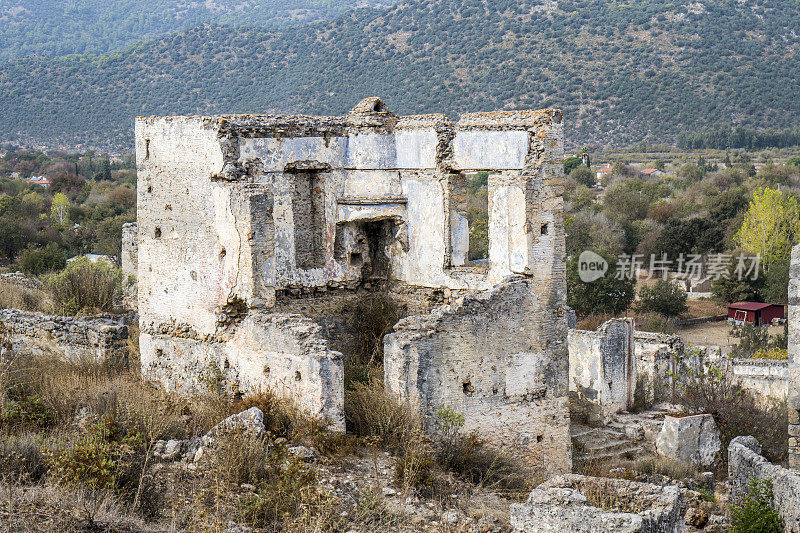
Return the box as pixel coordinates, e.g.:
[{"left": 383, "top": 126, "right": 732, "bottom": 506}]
[
  {"left": 0, "top": 0, "right": 397, "bottom": 61},
  {"left": 0, "top": 0, "right": 799, "bottom": 149}
]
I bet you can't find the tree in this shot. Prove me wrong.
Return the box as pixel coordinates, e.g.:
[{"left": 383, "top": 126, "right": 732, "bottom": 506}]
[
  {"left": 567, "top": 250, "right": 636, "bottom": 317},
  {"left": 637, "top": 280, "right": 688, "bottom": 318},
  {"left": 603, "top": 183, "right": 651, "bottom": 222},
  {"left": 51, "top": 192, "right": 70, "bottom": 226},
  {"left": 711, "top": 274, "right": 763, "bottom": 305},
  {"left": 788, "top": 156, "right": 800, "bottom": 167},
  {"left": 564, "top": 156, "right": 582, "bottom": 175},
  {"left": 570, "top": 164, "right": 595, "bottom": 187},
  {"left": 735, "top": 188, "right": 800, "bottom": 268},
  {"left": 654, "top": 217, "right": 724, "bottom": 257}
]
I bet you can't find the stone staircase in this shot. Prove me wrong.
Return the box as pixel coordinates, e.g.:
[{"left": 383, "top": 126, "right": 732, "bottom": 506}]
[{"left": 572, "top": 410, "right": 667, "bottom": 470}]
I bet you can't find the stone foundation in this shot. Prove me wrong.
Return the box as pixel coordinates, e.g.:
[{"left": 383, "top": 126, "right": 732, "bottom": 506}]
[
  {"left": 510, "top": 474, "right": 685, "bottom": 532},
  {"left": 140, "top": 312, "right": 344, "bottom": 430}
]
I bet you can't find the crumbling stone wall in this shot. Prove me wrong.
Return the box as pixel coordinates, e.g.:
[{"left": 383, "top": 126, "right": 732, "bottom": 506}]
[
  {"left": 140, "top": 313, "right": 344, "bottom": 430},
  {"left": 0, "top": 308, "right": 129, "bottom": 364},
  {"left": 510, "top": 474, "right": 685, "bottom": 532},
  {"left": 729, "top": 436, "right": 800, "bottom": 531},
  {"left": 568, "top": 322, "right": 684, "bottom": 420},
  {"left": 633, "top": 331, "right": 685, "bottom": 405},
  {"left": 385, "top": 277, "right": 571, "bottom": 474},
  {"left": 790, "top": 243, "right": 800, "bottom": 468},
  {"left": 121, "top": 222, "right": 138, "bottom": 278},
  {"left": 568, "top": 319, "right": 635, "bottom": 422},
  {"left": 136, "top": 99, "right": 569, "bottom": 443}
]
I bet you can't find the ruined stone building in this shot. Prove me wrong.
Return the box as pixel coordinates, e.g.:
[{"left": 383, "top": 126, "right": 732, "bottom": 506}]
[{"left": 134, "top": 98, "right": 571, "bottom": 473}]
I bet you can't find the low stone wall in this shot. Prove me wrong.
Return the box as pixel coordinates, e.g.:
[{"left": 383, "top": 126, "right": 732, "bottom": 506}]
[
  {"left": 384, "top": 277, "right": 571, "bottom": 475},
  {"left": 0, "top": 272, "right": 44, "bottom": 291},
  {"left": 728, "top": 436, "right": 800, "bottom": 531},
  {"left": 140, "top": 312, "right": 344, "bottom": 431},
  {"left": 510, "top": 474, "right": 685, "bottom": 532},
  {"left": 0, "top": 308, "right": 129, "bottom": 364},
  {"left": 730, "top": 358, "right": 788, "bottom": 400}
]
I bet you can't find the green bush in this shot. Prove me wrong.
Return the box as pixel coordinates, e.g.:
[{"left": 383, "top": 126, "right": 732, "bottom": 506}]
[
  {"left": 47, "top": 418, "right": 142, "bottom": 491},
  {"left": 45, "top": 257, "right": 123, "bottom": 315},
  {"left": 570, "top": 164, "right": 595, "bottom": 187},
  {"left": 434, "top": 406, "right": 530, "bottom": 493},
  {"left": 730, "top": 323, "right": 774, "bottom": 358},
  {"left": 730, "top": 478, "right": 783, "bottom": 533},
  {"left": 637, "top": 280, "right": 688, "bottom": 318},
  {"left": 18, "top": 242, "right": 66, "bottom": 276}
]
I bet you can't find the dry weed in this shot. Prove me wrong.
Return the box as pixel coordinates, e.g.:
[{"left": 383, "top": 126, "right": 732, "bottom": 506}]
[{"left": 0, "top": 280, "right": 56, "bottom": 314}]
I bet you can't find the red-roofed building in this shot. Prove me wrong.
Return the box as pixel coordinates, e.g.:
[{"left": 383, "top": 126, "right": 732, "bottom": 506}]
[
  {"left": 26, "top": 176, "right": 52, "bottom": 188},
  {"left": 641, "top": 168, "right": 665, "bottom": 177},
  {"left": 596, "top": 164, "right": 613, "bottom": 181},
  {"left": 727, "top": 302, "right": 785, "bottom": 326}
]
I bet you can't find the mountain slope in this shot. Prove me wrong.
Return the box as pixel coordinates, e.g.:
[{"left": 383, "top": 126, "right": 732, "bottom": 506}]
[
  {"left": 0, "top": 0, "right": 397, "bottom": 61},
  {"left": 1, "top": 0, "right": 799, "bottom": 149}
]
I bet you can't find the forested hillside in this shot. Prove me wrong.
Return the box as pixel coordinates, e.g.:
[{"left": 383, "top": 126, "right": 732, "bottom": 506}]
[
  {"left": 0, "top": 0, "right": 799, "bottom": 149},
  {"left": 0, "top": 0, "right": 396, "bottom": 60}
]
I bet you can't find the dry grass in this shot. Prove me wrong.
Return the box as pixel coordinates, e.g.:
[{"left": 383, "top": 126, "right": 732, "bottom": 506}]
[
  {"left": 0, "top": 280, "right": 56, "bottom": 314},
  {"left": 576, "top": 313, "right": 614, "bottom": 331},
  {"left": 345, "top": 377, "right": 420, "bottom": 450},
  {"left": 0, "top": 480, "right": 156, "bottom": 532},
  {"left": 577, "top": 477, "right": 648, "bottom": 513}
]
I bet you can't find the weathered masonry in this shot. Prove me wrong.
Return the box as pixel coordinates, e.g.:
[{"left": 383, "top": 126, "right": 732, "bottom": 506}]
[
  {"left": 135, "top": 98, "right": 570, "bottom": 471},
  {"left": 789, "top": 243, "right": 800, "bottom": 468}
]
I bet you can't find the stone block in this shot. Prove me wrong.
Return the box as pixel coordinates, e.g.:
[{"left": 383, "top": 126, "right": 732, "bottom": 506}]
[
  {"left": 656, "top": 414, "right": 721, "bottom": 468},
  {"left": 452, "top": 130, "right": 529, "bottom": 170}
]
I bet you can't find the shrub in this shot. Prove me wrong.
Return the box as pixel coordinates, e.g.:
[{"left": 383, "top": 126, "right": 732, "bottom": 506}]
[
  {"left": 345, "top": 378, "right": 419, "bottom": 450},
  {"left": 18, "top": 242, "right": 66, "bottom": 276},
  {"left": 570, "top": 164, "right": 595, "bottom": 187},
  {"left": 234, "top": 388, "right": 324, "bottom": 443},
  {"left": 576, "top": 313, "right": 614, "bottom": 331},
  {"left": 344, "top": 378, "right": 435, "bottom": 491},
  {"left": 47, "top": 417, "right": 142, "bottom": 491},
  {"left": 751, "top": 347, "right": 788, "bottom": 360},
  {"left": 0, "top": 433, "right": 48, "bottom": 482},
  {"left": 567, "top": 250, "right": 636, "bottom": 317},
  {"left": 678, "top": 363, "right": 787, "bottom": 464},
  {"left": 433, "top": 406, "right": 531, "bottom": 493},
  {"left": 730, "top": 324, "right": 771, "bottom": 358},
  {"left": 637, "top": 280, "right": 688, "bottom": 318},
  {"left": 730, "top": 478, "right": 783, "bottom": 533},
  {"left": 635, "top": 312, "right": 677, "bottom": 334},
  {"left": 46, "top": 257, "right": 123, "bottom": 315},
  {"left": 209, "top": 431, "right": 326, "bottom": 530}
]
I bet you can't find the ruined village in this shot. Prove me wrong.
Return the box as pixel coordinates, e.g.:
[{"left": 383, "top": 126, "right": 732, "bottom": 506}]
[
  {"left": 0, "top": 2, "right": 800, "bottom": 532},
  {"left": 0, "top": 95, "right": 797, "bottom": 532}
]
